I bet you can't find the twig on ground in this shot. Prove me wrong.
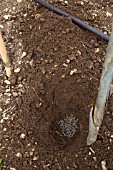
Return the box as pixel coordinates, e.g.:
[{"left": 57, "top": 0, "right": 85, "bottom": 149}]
[{"left": 0, "top": 30, "right": 11, "bottom": 77}]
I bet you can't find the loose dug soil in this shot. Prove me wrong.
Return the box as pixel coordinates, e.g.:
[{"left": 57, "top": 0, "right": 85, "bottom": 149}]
[{"left": 0, "top": 0, "right": 113, "bottom": 170}]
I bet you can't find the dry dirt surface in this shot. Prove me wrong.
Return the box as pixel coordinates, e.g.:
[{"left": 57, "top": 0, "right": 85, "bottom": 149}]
[{"left": 0, "top": 0, "right": 113, "bottom": 169}]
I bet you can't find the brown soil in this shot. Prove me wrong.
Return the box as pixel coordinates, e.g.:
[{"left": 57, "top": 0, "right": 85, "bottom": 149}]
[{"left": 0, "top": 0, "right": 113, "bottom": 170}]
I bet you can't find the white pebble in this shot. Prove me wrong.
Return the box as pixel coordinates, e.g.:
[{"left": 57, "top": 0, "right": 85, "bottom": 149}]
[
  {"left": 81, "top": 1, "right": 84, "bottom": 5},
  {"left": 3, "top": 117, "right": 9, "bottom": 120},
  {"left": 64, "top": 1, "right": 68, "bottom": 4},
  {"left": 70, "top": 68, "right": 78, "bottom": 75},
  {"left": 66, "top": 59, "right": 70, "bottom": 63},
  {"left": 4, "top": 92, "right": 11, "bottom": 97},
  {"left": 0, "top": 25, "right": 4, "bottom": 29},
  {"left": 76, "top": 50, "right": 81, "bottom": 55},
  {"left": 6, "top": 89, "right": 10, "bottom": 92},
  {"left": 88, "top": 152, "right": 91, "bottom": 155},
  {"left": 95, "top": 48, "right": 99, "bottom": 53},
  {"left": 14, "top": 68, "right": 21, "bottom": 73},
  {"left": 21, "top": 52, "right": 27, "bottom": 58},
  {"left": 61, "top": 75, "right": 65, "bottom": 78},
  {"left": 30, "top": 151, "right": 33, "bottom": 156},
  {"left": 12, "top": 92, "right": 18, "bottom": 97},
  {"left": 12, "top": 7, "right": 16, "bottom": 10},
  {"left": 4, "top": 15, "right": 10, "bottom": 20},
  {"left": 3, "top": 128, "right": 7, "bottom": 131},
  {"left": 10, "top": 168, "right": 16, "bottom": 170},
  {"left": 20, "top": 133, "right": 25, "bottom": 139},
  {"left": 106, "top": 11, "right": 112, "bottom": 17},
  {"left": 110, "top": 135, "right": 113, "bottom": 138},
  {"left": 1, "top": 119, "right": 4, "bottom": 123},
  {"left": 63, "top": 63, "right": 68, "bottom": 67},
  {"left": 16, "top": 152, "right": 22, "bottom": 157},
  {"left": 4, "top": 80, "right": 11, "bottom": 85},
  {"left": 93, "top": 157, "right": 97, "bottom": 162},
  {"left": 101, "top": 160, "right": 107, "bottom": 170},
  {"left": 33, "top": 156, "right": 37, "bottom": 161}
]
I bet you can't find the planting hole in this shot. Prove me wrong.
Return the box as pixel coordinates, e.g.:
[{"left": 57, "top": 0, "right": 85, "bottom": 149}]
[{"left": 50, "top": 114, "right": 80, "bottom": 149}]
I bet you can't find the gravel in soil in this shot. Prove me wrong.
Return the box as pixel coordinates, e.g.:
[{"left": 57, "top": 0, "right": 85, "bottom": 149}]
[{"left": 0, "top": 0, "right": 113, "bottom": 170}]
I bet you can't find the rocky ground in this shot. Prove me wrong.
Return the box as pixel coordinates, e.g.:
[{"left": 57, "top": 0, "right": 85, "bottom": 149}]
[{"left": 0, "top": 0, "right": 113, "bottom": 169}]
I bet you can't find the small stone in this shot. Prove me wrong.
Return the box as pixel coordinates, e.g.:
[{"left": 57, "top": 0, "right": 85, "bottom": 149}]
[
  {"left": 66, "top": 28, "right": 70, "bottom": 33},
  {"left": 63, "top": 63, "right": 68, "bottom": 67},
  {"left": 101, "top": 160, "right": 107, "bottom": 170},
  {"left": 44, "top": 59, "right": 49, "bottom": 63},
  {"left": 16, "top": 152, "right": 22, "bottom": 158},
  {"left": 68, "top": 54, "right": 76, "bottom": 61},
  {"left": 26, "top": 53, "right": 32, "bottom": 60},
  {"left": 106, "top": 111, "right": 110, "bottom": 114},
  {"left": 42, "top": 67, "right": 46, "bottom": 75},
  {"left": 81, "top": 1, "right": 84, "bottom": 5},
  {"left": 1, "top": 119, "right": 4, "bottom": 123},
  {"left": 90, "top": 39, "right": 95, "bottom": 45},
  {"left": 29, "top": 59, "right": 33, "bottom": 66},
  {"left": 76, "top": 50, "right": 81, "bottom": 56},
  {"left": 33, "top": 156, "right": 37, "bottom": 161},
  {"left": 4, "top": 15, "right": 10, "bottom": 20},
  {"left": 3, "top": 116, "right": 9, "bottom": 120},
  {"left": 14, "top": 68, "right": 21, "bottom": 73},
  {"left": 0, "top": 25, "right": 4, "bottom": 29},
  {"left": 3, "top": 128, "right": 7, "bottom": 131},
  {"left": 20, "top": 133, "right": 25, "bottom": 139},
  {"left": 66, "top": 59, "right": 70, "bottom": 63},
  {"left": 95, "top": 48, "right": 99, "bottom": 53},
  {"left": 10, "top": 75, "right": 17, "bottom": 85},
  {"left": 12, "top": 92, "right": 18, "bottom": 97},
  {"left": 4, "top": 92, "right": 11, "bottom": 96},
  {"left": 54, "top": 64, "right": 58, "bottom": 68},
  {"left": 40, "top": 18, "right": 46, "bottom": 22},
  {"left": 6, "top": 89, "right": 10, "bottom": 93},
  {"left": 64, "top": 0, "right": 68, "bottom": 4},
  {"left": 4, "top": 80, "right": 11, "bottom": 85},
  {"left": 30, "top": 151, "right": 33, "bottom": 156},
  {"left": 61, "top": 75, "right": 65, "bottom": 78},
  {"left": 27, "top": 143, "right": 31, "bottom": 147},
  {"left": 21, "top": 52, "right": 27, "bottom": 58},
  {"left": 35, "top": 101, "right": 42, "bottom": 108},
  {"left": 49, "top": 59, "right": 53, "bottom": 63},
  {"left": 110, "top": 138, "right": 112, "bottom": 143},
  {"left": 93, "top": 157, "right": 97, "bottom": 162},
  {"left": 110, "top": 135, "right": 113, "bottom": 138},
  {"left": 62, "top": 31, "right": 66, "bottom": 34},
  {"left": 106, "top": 11, "right": 112, "bottom": 17},
  {"left": 10, "top": 168, "right": 16, "bottom": 170},
  {"left": 95, "top": 43, "right": 99, "bottom": 47},
  {"left": 88, "top": 152, "right": 91, "bottom": 155},
  {"left": 70, "top": 68, "right": 78, "bottom": 75}
]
